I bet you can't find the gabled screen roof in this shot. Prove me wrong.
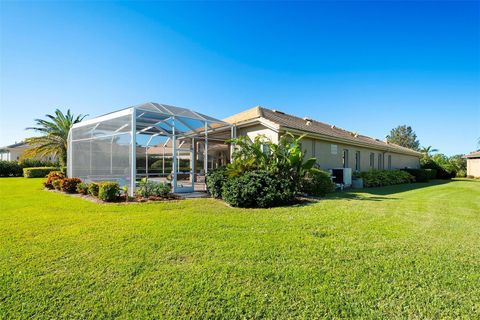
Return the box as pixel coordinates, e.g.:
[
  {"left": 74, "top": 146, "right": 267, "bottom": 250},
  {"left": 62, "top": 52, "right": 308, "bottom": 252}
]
[{"left": 71, "top": 102, "right": 230, "bottom": 137}]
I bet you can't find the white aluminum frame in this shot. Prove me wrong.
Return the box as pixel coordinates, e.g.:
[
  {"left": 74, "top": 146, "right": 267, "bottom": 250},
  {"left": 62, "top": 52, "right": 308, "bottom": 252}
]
[{"left": 68, "top": 102, "right": 233, "bottom": 196}]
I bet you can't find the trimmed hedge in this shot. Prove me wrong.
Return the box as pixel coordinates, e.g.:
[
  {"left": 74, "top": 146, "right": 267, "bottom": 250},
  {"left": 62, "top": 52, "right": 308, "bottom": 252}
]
[
  {"left": 401, "top": 168, "right": 429, "bottom": 182},
  {"left": 358, "top": 170, "right": 415, "bottom": 188},
  {"left": 60, "top": 178, "right": 82, "bottom": 193},
  {"left": 300, "top": 168, "right": 335, "bottom": 196},
  {"left": 205, "top": 167, "right": 227, "bottom": 198},
  {"left": 19, "top": 159, "right": 58, "bottom": 168},
  {"left": 98, "top": 182, "right": 120, "bottom": 202},
  {"left": 0, "top": 160, "right": 23, "bottom": 177},
  {"left": 222, "top": 170, "right": 296, "bottom": 208},
  {"left": 23, "top": 167, "right": 58, "bottom": 178}
]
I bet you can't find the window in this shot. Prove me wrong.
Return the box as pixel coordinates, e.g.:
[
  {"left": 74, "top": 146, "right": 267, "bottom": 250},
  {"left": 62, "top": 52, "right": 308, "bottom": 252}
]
[
  {"left": 331, "top": 144, "right": 338, "bottom": 155},
  {"left": 355, "top": 151, "right": 361, "bottom": 171},
  {"left": 342, "top": 149, "right": 349, "bottom": 168},
  {"left": 378, "top": 153, "right": 383, "bottom": 170},
  {"left": 388, "top": 155, "right": 392, "bottom": 169},
  {"left": 369, "top": 153, "right": 375, "bottom": 169},
  {"left": 260, "top": 144, "right": 270, "bottom": 154}
]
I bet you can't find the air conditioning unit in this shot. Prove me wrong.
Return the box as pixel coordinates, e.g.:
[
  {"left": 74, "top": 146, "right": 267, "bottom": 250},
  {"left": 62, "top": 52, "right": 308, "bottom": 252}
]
[{"left": 331, "top": 168, "right": 352, "bottom": 187}]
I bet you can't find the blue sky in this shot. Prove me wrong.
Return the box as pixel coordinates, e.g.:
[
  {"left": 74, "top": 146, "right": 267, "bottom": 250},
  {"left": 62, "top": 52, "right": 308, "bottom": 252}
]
[{"left": 1, "top": 1, "right": 478, "bottom": 155}]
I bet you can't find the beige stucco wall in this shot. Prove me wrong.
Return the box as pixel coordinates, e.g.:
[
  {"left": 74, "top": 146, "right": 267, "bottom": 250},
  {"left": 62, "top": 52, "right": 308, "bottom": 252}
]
[
  {"left": 467, "top": 158, "right": 480, "bottom": 177},
  {"left": 302, "top": 137, "right": 420, "bottom": 171},
  {"left": 236, "top": 123, "right": 279, "bottom": 143},
  {"left": 235, "top": 123, "right": 420, "bottom": 171}
]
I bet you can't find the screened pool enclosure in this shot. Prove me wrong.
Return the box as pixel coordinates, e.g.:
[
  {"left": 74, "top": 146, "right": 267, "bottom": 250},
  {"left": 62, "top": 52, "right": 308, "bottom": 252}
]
[{"left": 67, "top": 103, "right": 234, "bottom": 195}]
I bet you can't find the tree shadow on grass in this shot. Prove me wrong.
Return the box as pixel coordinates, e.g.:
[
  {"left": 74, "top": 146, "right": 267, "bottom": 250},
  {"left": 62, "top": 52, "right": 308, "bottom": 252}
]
[{"left": 326, "top": 179, "right": 452, "bottom": 201}]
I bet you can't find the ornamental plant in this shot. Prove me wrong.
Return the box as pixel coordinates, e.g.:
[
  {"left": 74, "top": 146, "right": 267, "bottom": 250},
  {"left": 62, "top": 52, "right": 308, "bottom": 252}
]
[
  {"left": 76, "top": 182, "right": 89, "bottom": 195},
  {"left": 60, "top": 178, "right": 82, "bottom": 193},
  {"left": 88, "top": 182, "right": 100, "bottom": 197},
  {"left": 98, "top": 182, "right": 120, "bottom": 202},
  {"left": 43, "top": 171, "right": 65, "bottom": 189}
]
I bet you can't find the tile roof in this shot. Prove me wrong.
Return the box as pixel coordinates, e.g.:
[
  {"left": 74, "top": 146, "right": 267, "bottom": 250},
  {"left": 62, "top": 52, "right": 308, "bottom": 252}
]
[
  {"left": 225, "top": 106, "right": 421, "bottom": 156},
  {"left": 465, "top": 151, "right": 480, "bottom": 159}
]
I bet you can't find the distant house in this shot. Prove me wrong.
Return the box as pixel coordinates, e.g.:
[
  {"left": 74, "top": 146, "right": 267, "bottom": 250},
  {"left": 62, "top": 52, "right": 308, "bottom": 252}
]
[
  {"left": 225, "top": 106, "right": 421, "bottom": 173},
  {"left": 0, "top": 141, "right": 56, "bottom": 162},
  {"left": 465, "top": 151, "right": 480, "bottom": 178},
  {"left": 0, "top": 142, "right": 28, "bottom": 161}
]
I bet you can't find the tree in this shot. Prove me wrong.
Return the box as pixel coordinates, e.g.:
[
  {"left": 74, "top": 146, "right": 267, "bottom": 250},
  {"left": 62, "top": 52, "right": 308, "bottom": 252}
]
[
  {"left": 386, "top": 125, "right": 420, "bottom": 151},
  {"left": 24, "top": 109, "right": 87, "bottom": 166},
  {"left": 420, "top": 146, "right": 438, "bottom": 164}
]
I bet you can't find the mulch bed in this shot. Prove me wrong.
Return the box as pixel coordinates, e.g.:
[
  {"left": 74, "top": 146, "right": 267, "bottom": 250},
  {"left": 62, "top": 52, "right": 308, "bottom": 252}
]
[{"left": 45, "top": 188, "right": 182, "bottom": 204}]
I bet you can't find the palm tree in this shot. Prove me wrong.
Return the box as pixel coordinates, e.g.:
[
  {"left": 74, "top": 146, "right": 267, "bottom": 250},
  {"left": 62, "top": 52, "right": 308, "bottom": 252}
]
[
  {"left": 420, "top": 146, "right": 438, "bottom": 159},
  {"left": 24, "top": 109, "right": 87, "bottom": 166}
]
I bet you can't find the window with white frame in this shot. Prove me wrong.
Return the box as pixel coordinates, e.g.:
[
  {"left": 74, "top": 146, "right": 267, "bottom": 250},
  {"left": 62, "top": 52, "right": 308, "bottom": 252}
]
[{"left": 343, "top": 149, "right": 349, "bottom": 168}]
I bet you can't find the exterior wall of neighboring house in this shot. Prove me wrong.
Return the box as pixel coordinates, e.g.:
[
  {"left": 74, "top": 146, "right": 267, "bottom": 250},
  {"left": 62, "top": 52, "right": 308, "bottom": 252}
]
[
  {"left": 233, "top": 123, "right": 420, "bottom": 172},
  {"left": 466, "top": 158, "right": 480, "bottom": 177},
  {"left": 0, "top": 143, "right": 57, "bottom": 162},
  {"left": 0, "top": 146, "right": 26, "bottom": 161}
]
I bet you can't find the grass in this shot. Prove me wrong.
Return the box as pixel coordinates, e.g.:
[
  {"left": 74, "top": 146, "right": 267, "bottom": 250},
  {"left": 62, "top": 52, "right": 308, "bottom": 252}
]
[{"left": 1, "top": 178, "right": 479, "bottom": 319}]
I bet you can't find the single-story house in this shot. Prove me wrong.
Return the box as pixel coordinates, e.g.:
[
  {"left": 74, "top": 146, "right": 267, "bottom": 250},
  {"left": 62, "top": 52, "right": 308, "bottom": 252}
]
[
  {"left": 464, "top": 151, "right": 480, "bottom": 178},
  {"left": 0, "top": 141, "right": 57, "bottom": 162},
  {"left": 225, "top": 106, "right": 421, "bottom": 173},
  {"left": 0, "top": 142, "right": 27, "bottom": 161},
  {"left": 67, "top": 102, "right": 421, "bottom": 194}
]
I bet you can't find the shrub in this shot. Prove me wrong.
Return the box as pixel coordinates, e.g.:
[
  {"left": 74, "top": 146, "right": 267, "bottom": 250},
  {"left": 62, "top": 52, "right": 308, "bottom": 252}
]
[
  {"left": 401, "top": 168, "right": 429, "bottom": 182},
  {"left": 222, "top": 170, "right": 295, "bottom": 208},
  {"left": 421, "top": 160, "right": 455, "bottom": 179},
  {"left": 205, "top": 167, "right": 227, "bottom": 198},
  {"left": 43, "top": 171, "right": 65, "bottom": 189},
  {"left": 60, "top": 178, "right": 82, "bottom": 193},
  {"left": 424, "top": 169, "right": 437, "bottom": 180},
  {"left": 136, "top": 179, "right": 171, "bottom": 198},
  {"left": 359, "top": 170, "right": 415, "bottom": 188},
  {"left": 300, "top": 168, "right": 335, "bottom": 196},
  {"left": 456, "top": 169, "right": 466, "bottom": 178},
  {"left": 98, "top": 182, "right": 120, "bottom": 202},
  {"left": 0, "top": 160, "right": 23, "bottom": 177},
  {"left": 19, "top": 159, "right": 58, "bottom": 168},
  {"left": 88, "top": 182, "right": 100, "bottom": 197},
  {"left": 52, "top": 179, "right": 62, "bottom": 190},
  {"left": 76, "top": 182, "right": 89, "bottom": 195},
  {"left": 23, "top": 167, "right": 58, "bottom": 178}
]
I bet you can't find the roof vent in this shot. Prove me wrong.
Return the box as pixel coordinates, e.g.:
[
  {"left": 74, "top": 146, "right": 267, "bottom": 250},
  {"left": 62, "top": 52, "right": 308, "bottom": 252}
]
[
  {"left": 272, "top": 109, "right": 284, "bottom": 114},
  {"left": 303, "top": 116, "right": 313, "bottom": 126}
]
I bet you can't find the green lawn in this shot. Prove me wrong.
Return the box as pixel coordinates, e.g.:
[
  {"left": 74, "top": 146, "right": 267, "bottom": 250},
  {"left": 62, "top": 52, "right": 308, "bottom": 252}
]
[{"left": 1, "top": 178, "right": 479, "bottom": 319}]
